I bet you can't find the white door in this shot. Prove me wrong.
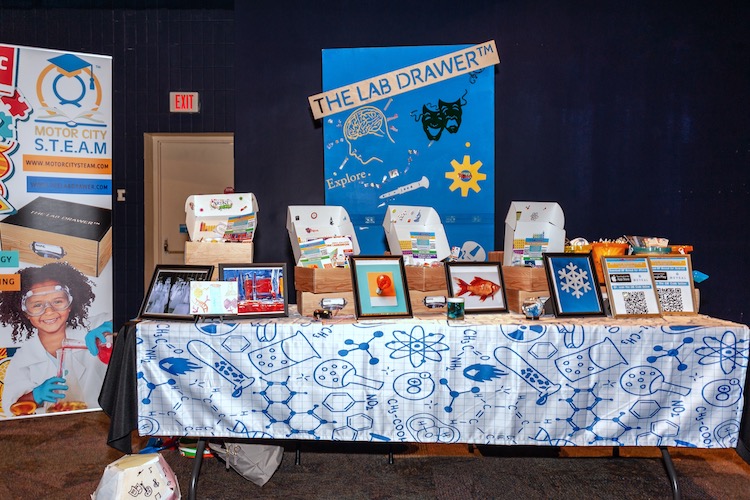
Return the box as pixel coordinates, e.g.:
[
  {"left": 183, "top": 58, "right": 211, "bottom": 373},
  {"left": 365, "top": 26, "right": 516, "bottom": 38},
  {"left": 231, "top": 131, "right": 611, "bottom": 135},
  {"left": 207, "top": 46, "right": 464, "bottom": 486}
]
[{"left": 144, "top": 133, "right": 234, "bottom": 288}]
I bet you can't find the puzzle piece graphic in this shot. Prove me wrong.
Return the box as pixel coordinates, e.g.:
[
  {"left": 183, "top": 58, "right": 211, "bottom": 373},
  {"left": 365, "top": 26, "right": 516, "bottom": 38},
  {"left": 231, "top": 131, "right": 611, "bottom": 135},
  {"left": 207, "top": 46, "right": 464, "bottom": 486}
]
[
  {"left": 0, "top": 90, "right": 31, "bottom": 119},
  {"left": 0, "top": 111, "right": 14, "bottom": 140}
]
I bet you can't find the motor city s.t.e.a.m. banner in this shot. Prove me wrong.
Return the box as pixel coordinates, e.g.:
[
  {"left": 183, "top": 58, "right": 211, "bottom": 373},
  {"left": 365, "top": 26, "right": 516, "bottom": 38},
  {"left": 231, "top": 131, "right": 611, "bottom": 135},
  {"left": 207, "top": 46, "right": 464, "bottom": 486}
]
[
  {"left": 314, "top": 41, "right": 499, "bottom": 261},
  {"left": 0, "top": 44, "right": 112, "bottom": 420}
]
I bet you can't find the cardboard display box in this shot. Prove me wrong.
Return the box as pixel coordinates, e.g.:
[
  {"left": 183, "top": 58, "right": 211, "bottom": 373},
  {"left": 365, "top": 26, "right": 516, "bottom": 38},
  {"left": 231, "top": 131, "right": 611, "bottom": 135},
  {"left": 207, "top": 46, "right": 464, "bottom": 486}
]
[
  {"left": 0, "top": 196, "right": 111, "bottom": 277},
  {"left": 184, "top": 241, "right": 254, "bottom": 280},
  {"left": 296, "top": 289, "right": 449, "bottom": 317},
  {"left": 294, "top": 266, "right": 352, "bottom": 293},
  {"left": 503, "top": 201, "right": 565, "bottom": 267},
  {"left": 383, "top": 205, "right": 450, "bottom": 264},
  {"left": 405, "top": 265, "right": 447, "bottom": 291},
  {"left": 185, "top": 192, "right": 258, "bottom": 242},
  {"left": 287, "top": 205, "right": 360, "bottom": 266}
]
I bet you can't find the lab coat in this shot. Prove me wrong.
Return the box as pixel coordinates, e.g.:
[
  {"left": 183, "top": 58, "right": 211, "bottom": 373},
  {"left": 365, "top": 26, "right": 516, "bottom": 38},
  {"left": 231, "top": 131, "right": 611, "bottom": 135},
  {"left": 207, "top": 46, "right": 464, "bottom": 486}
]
[{"left": 1, "top": 313, "right": 110, "bottom": 417}]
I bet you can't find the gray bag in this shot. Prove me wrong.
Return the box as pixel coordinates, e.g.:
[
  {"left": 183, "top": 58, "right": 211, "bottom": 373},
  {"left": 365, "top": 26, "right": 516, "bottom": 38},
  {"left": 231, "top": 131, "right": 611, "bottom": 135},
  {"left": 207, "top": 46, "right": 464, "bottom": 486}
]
[{"left": 208, "top": 442, "right": 283, "bottom": 486}]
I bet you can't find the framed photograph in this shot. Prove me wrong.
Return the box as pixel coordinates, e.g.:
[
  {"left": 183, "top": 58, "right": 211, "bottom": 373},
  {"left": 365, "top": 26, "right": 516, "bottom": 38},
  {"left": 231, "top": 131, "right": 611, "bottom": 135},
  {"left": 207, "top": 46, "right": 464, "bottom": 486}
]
[
  {"left": 189, "top": 281, "right": 239, "bottom": 316},
  {"left": 648, "top": 255, "right": 697, "bottom": 314},
  {"left": 139, "top": 264, "right": 214, "bottom": 320},
  {"left": 218, "top": 263, "right": 288, "bottom": 318},
  {"left": 445, "top": 262, "right": 508, "bottom": 313},
  {"left": 601, "top": 255, "right": 662, "bottom": 318},
  {"left": 350, "top": 255, "right": 412, "bottom": 320},
  {"left": 542, "top": 252, "right": 606, "bottom": 317}
]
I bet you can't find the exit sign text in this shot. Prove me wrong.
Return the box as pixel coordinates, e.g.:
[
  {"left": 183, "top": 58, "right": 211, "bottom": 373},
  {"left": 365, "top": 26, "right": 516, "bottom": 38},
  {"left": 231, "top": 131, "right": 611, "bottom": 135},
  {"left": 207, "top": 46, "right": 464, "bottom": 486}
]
[{"left": 170, "top": 92, "right": 200, "bottom": 113}]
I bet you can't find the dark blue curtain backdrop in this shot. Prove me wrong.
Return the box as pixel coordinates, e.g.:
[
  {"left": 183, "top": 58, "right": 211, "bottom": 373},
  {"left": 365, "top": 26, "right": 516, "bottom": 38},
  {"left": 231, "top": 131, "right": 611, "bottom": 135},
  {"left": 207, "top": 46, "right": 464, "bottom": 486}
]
[
  {"left": 235, "top": 1, "right": 750, "bottom": 324},
  {"left": 0, "top": 1, "right": 747, "bottom": 325}
]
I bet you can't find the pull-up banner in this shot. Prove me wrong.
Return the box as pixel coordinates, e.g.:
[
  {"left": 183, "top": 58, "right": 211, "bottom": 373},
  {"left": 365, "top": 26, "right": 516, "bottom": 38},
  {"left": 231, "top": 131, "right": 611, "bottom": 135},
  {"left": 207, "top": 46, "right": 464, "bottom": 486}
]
[
  {"left": 309, "top": 40, "right": 499, "bottom": 120},
  {"left": 0, "top": 44, "right": 112, "bottom": 420}
]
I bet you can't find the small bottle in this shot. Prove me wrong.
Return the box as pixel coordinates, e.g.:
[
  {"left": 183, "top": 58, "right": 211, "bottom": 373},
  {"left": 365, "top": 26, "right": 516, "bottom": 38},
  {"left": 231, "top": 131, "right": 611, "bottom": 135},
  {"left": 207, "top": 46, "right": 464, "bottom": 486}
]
[{"left": 447, "top": 297, "right": 465, "bottom": 320}]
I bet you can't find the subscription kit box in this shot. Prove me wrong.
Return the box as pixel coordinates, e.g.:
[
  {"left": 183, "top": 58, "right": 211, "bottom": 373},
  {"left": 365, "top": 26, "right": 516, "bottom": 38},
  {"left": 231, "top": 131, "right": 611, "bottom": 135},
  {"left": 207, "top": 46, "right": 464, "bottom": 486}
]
[
  {"left": 185, "top": 193, "right": 258, "bottom": 243},
  {"left": 503, "top": 201, "right": 565, "bottom": 267},
  {"left": 286, "top": 205, "right": 359, "bottom": 267},
  {"left": 383, "top": 205, "right": 450, "bottom": 264},
  {"left": 0, "top": 196, "right": 111, "bottom": 277}
]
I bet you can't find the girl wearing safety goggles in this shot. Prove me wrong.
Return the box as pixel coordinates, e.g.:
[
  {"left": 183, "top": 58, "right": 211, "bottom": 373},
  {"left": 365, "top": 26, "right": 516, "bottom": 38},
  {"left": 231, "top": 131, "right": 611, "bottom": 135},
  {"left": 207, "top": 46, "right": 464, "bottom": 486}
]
[{"left": 0, "top": 261, "right": 112, "bottom": 416}]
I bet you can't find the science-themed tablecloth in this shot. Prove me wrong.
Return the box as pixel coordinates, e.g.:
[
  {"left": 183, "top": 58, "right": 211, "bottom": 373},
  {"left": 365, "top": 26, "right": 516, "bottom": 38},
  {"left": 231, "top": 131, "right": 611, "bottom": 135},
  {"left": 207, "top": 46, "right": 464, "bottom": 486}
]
[{"left": 135, "top": 313, "right": 748, "bottom": 448}]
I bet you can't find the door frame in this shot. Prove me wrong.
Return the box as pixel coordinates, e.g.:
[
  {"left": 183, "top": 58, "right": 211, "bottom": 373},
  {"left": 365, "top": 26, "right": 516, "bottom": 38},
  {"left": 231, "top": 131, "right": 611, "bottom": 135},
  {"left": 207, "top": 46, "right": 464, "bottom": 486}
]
[{"left": 143, "top": 132, "right": 234, "bottom": 289}]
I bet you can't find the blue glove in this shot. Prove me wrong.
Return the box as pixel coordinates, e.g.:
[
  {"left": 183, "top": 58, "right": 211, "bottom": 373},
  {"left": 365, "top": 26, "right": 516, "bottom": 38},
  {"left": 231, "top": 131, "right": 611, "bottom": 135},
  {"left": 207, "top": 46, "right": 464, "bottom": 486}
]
[
  {"left": 85, "top": 320, "right": 113, "bottom": 356},
  {"left": 32, "top": 377, "right": 68, "bottom": 404}
]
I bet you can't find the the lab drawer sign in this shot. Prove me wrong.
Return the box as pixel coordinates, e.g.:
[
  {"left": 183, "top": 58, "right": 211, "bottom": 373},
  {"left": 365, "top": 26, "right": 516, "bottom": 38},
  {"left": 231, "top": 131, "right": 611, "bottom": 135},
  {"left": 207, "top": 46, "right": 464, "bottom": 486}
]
[{"left": 317, "top": 42, "right": 499, "bottom": 257}]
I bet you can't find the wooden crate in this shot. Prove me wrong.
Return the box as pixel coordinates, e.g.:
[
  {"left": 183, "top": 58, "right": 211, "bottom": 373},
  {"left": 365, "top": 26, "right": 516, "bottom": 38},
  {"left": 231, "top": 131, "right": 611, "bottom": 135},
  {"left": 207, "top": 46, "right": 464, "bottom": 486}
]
[
  {"left": 405, "top": 265, "right": 446, "bottom": 291},
  {"left": 488, "top": 251, "right": 504, "bottom": 263},
  {"left": 0, "top": 196, "right": 112, "bottom": 277},
  {"left": 184, "top": 241, "right": 254, "bottom": 280},
  {"left": 294, "top": 267, "right": 352, "bottom": 293},
  {"left": 410, "top": 289, "right": 449, "bottom": 315},
  {"left": 502, "top": 266, "right": 549, "bottom": 292},
  {"left": 506, "top": 288, "right": 549, "bottom": 314},
  {"left": 296, "top": 290, "right": 355, "bottom": 316}
]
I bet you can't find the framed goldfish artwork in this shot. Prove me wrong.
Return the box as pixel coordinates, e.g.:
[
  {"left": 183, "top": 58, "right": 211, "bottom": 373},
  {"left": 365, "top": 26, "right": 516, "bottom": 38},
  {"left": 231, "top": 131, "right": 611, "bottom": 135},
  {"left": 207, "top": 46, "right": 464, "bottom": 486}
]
[
  {"left": 350, "top": 256, "right": 412, "bottom": 320},
  {"left": 542, "top": 253, "right": 606, "bottom": 317},
  {"left": 445, "top": 262, "right": 508, "bottom": 314}
]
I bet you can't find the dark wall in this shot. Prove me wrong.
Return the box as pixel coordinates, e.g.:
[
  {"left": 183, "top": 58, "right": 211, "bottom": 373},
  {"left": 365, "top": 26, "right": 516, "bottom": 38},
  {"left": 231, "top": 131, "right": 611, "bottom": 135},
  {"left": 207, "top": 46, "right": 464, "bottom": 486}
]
[
  {"left": 1, "top": 2, "right": 748, "bottom": 326},
  {"left": 0, "top": 2, "right": 234, "bottom": 328},
  {"left": 236, "top": 1, "right": 750, "bottom": 324}
]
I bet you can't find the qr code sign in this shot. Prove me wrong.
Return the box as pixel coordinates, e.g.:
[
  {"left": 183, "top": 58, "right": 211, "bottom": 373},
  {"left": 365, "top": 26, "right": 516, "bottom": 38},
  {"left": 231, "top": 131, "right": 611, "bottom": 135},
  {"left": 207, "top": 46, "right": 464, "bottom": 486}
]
[
  {"left": 658, "top": 287, "right": 684, "bottom": 312},
  {"left": 623, "top": 291, "right": 649, "bottom": 314}
]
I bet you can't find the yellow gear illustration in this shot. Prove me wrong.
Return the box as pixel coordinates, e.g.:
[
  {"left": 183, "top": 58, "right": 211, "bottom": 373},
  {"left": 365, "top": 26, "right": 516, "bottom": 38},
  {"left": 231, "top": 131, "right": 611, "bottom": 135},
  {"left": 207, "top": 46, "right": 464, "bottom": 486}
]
[{"left": 445, "top": 155, "right": 486, "bottom": 197}]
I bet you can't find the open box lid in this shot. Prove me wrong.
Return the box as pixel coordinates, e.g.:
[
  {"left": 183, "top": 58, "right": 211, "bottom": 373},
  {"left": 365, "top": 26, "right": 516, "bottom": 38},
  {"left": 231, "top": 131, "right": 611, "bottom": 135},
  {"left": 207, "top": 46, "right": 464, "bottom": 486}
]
[
  {"left": 382, "top": 205, "right": 450, "bottom": 263},
  {"left": 286, "top": 205, "right": 360, "bottom": 265},
  {"left": 185, "top": 193, "right": 258, "bottom": 242},
  {"left": 503, "top": 201, "right": 566, "bottom": 266}
]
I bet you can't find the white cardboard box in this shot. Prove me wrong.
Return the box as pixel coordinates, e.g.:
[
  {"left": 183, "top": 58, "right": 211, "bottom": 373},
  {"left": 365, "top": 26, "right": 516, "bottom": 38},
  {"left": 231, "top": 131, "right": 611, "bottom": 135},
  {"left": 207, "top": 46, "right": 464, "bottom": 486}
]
[
  {"left": 383, "top": 205, "right": 450, "bottom": 264},
  {"left": 503, "top": 201, "right": 565, "bottom": 267},
  {"left": 286, "top": 205, "right": 360, "bottom": 265},
  {"left": 185, "top": 193, "right": 259, "bottom": 242}
]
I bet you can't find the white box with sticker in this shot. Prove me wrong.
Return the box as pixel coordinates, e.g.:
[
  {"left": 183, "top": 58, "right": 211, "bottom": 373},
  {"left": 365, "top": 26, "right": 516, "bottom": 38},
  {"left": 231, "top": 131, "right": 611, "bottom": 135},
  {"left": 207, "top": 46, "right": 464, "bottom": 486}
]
[
  {"left": 185, "top": 193, "right": 258, "bottom": 242},
  {"left": 286, "top": 205, "right": 360, "bottom": 266},
  {"left": 382, "top": 205, "right": 450, "bottom": 264},
  {"left": 503, "top": 201, "right": 565, "bottom": 267}
]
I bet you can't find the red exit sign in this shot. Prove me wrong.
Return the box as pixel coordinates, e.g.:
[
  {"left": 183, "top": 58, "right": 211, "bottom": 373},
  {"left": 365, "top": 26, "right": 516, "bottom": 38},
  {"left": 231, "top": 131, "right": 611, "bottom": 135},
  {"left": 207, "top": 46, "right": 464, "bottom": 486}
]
[{"left": 170, "top": 91, "right": 200, "bottom": 113}]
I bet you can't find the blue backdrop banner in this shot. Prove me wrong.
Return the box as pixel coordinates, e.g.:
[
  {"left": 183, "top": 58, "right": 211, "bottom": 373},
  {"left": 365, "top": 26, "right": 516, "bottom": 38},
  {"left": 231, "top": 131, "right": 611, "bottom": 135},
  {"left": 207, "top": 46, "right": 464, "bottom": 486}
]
[{"left": 322, "top": 43, "right": 498, "bottom": 261}]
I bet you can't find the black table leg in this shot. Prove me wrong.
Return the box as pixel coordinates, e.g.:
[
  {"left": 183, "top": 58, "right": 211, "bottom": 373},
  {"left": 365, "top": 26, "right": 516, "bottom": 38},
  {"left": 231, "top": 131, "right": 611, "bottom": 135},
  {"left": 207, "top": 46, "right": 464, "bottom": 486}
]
[
  {"left": 188, "top": 438, "right": 207, "bottom": 500},
  {"left": 660, "top": 446, "right": 681, "bottom": 500}
]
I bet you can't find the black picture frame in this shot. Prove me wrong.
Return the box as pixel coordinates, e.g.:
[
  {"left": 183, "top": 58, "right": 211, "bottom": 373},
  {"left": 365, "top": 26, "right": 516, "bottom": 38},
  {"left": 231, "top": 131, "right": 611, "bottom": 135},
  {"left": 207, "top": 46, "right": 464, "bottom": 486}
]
[
  {"left": 601, "top": 255, "right": 663, "bottom": 318},
  {"left": 139, "top": 264, "right": 214, "bottom": 320},
  {"left": 445, "top": 262, "right": 508, "bottom": 314},
  {"left": 542, "top": 252, "right": 606, "bottom": 317},
  {"left": 350, "top": 255, "right": 412, "bottom": 320},
  {"left": 218, "top": 263, "right": 289, "bottom": 318}
]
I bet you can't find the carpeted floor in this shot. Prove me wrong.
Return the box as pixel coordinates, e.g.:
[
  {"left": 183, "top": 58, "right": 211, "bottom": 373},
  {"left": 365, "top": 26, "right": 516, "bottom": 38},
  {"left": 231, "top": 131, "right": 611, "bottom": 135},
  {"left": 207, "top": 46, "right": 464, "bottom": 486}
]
[{"left": 1, "top": 411, "right": 749, "bottom": 499}]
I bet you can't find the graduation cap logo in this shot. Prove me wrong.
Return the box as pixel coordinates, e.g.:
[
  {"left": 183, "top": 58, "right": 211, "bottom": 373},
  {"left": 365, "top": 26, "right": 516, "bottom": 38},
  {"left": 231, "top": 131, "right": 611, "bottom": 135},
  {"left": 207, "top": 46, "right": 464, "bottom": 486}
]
[{"left": 46, "top": 53, "right": 96, "bottom": 107}]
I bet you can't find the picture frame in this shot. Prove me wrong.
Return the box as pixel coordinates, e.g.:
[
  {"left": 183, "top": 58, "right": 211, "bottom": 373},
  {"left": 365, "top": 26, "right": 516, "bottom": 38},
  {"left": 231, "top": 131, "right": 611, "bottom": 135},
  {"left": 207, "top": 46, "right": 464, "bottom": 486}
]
[
  {"left": 139, "top": 264, "right": 214, "bottom": 320},
  {"left": 647, "top": 254, "right": 697, "bottom": 314},
  {"left": 601, "top": 255, "right": 662, "bottom": 318},
  {"left": 349, "top": 255, "right": 412, "bottom": 319},
  {"left": 218, "top": 263, "right": 289, "bottom": 318},
  {"left": 445, "top": 262, "right": 508, "bottom": 313},
  {"left": 542, "top": 252, "right": 606, "bottom": 317}
]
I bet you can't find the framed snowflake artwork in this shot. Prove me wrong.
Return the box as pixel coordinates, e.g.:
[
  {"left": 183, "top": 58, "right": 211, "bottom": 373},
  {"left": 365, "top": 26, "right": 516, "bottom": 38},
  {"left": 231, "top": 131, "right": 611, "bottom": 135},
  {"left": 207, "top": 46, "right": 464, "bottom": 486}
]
[{"left": 542, "top": 252, "right": 606, "bottom": 317}]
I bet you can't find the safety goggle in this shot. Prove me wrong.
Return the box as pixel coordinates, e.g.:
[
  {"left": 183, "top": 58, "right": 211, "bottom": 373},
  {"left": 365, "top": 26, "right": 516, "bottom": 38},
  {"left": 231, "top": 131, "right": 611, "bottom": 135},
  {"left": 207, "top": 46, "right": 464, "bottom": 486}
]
[{"left": 21, "top": 285, "right": 73, "bottom": 317}]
